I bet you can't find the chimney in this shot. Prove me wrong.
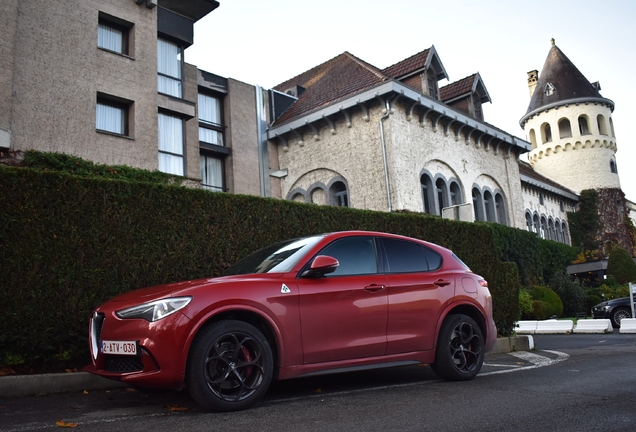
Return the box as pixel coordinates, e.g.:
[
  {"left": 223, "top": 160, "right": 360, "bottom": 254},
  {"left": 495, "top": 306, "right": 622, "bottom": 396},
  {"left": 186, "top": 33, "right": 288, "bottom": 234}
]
[{"left": 527, "top": 70, "right": 538, "bottom": 98}]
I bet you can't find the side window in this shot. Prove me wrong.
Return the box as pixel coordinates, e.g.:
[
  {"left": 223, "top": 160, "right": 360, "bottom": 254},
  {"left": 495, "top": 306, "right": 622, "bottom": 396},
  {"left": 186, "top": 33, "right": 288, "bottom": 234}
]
[
  {"left": 318, "top": 237, "right": 377, "bottom": 276},
  {"left": 425, "top": 248, "right": 442, "bottom": 270},
  {"left": 381, "top": 238, "right": 430, "bottom": 273}
]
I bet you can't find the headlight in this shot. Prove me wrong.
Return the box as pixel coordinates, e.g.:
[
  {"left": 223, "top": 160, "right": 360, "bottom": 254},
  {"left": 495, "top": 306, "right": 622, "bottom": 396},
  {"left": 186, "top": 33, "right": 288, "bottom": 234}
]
[
  {"left": 601, "top": 305, "right": 612, "bottom": 311},
  {"left": 116, "top": 297, "right": 192, "bottom": 322}
]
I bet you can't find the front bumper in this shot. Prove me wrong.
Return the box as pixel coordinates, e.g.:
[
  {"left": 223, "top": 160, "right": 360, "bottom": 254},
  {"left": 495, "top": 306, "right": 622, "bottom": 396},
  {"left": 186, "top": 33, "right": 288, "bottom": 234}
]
[{"left": 84, "top": 307, "right": 193, "bottom": 389}]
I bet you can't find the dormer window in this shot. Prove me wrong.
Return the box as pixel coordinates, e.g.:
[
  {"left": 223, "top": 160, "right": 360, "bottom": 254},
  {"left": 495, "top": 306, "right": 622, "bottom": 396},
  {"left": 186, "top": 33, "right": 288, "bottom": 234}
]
[
  {"left": 544, "top": 83, "right": 556, "bottom": 97},
  {"left": 427, "top": 76, "right": 439, "bottom": 99}
]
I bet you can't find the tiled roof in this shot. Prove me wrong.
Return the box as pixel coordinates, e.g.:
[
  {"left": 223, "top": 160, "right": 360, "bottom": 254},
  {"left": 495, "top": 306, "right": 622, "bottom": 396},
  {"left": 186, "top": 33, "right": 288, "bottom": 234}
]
[
  {"left": 518, "top": 160, "right": 578, "bottom": 197},
  {"left": 382, "top": 48, "right": 431, "bottom": 79},
  {"left": 440, "top": 74, "right": 477, "bottom": 102},
  {"left": 526, "top": 41, "right": 604, "bottom": 115},
  {"left": 272, "top": 52, "right": 388, "bottom": 125}
]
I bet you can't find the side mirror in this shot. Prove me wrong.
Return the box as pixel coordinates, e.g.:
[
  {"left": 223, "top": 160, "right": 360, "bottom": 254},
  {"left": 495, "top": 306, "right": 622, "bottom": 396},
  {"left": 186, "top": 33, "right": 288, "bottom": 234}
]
[{"left": 301, "top": 255, "right": 339, "bottom": 277}]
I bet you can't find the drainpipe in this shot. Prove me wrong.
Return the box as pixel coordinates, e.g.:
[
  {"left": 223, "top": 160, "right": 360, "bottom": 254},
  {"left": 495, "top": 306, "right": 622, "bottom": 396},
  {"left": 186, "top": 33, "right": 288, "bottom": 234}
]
[
  {"left": 379, "top": 98, "right": 392, "bottom": 212},
  {"left": 255, "top": 85, "right": 270, "bottom": 197}
]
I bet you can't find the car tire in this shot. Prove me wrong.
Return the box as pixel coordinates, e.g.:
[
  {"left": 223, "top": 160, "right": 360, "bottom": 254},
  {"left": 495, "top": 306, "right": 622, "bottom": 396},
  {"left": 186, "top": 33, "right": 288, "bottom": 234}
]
[
  {"left": 186, "top": 320, "right": 273, "bottom": 412},
  {"left": 430, "top": 314, "right": 484, "bottom": 381},
  {"left": 610, "top": 307, "right": 632, "bottom": 328}
]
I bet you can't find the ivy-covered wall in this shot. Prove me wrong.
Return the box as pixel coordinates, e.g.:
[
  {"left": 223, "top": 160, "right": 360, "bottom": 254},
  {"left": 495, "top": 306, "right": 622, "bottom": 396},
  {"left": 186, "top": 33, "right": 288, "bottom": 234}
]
[{"left": 569, "top": 188, "right": 635, "bottom": 259}]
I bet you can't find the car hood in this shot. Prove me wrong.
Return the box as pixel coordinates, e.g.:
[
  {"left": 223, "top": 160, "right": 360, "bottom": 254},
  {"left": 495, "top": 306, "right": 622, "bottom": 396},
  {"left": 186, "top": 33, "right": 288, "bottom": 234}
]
[
  {"left": 105, "top": 273, "right": 286, "bottom": 303},
  {"left": 594, "top": 297, "right": 632, "bottom": 307}
]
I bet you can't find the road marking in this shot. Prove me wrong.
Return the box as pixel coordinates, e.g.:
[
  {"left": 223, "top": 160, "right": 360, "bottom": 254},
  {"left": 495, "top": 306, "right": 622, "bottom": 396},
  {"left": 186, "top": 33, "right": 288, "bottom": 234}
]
[{"left": 480, "top": 350, "right": 569, "bottom": 376}]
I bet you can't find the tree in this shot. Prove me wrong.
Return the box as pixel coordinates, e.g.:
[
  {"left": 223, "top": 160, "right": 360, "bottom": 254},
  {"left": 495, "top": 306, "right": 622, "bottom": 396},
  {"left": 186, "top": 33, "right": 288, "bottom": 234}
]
[{"left": 607, "top": 246, "right": 636, "bottom": 284}]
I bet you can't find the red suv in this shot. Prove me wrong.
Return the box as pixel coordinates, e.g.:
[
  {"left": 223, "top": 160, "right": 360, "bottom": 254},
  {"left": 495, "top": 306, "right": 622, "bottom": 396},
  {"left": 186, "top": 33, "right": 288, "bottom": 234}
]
[{"left": 85, "top": 231, "right": 497, "bottom": 411}]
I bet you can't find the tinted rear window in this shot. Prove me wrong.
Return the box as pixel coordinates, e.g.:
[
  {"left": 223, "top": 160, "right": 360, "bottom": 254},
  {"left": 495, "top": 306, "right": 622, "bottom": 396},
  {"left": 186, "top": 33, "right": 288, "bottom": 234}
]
[{"left": 381, "top": 238, "right": 429, "bottom": 273}]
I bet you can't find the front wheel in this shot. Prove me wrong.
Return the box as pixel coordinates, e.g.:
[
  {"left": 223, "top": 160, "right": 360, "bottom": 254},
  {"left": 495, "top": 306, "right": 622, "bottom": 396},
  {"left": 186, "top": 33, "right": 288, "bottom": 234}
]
[
  {"left": 430, "top": 314, "right": 484, "bottom": 381},
  {"left": 611, "top": 308, "right": 631, "bottom": 328},
  {"left": 186, "top": 320, "right": 273, "bottom": 411}
]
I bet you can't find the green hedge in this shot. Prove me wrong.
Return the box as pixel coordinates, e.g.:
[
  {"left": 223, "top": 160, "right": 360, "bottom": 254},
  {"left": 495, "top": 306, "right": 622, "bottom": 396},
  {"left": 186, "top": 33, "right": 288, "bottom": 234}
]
[
  {"left": 0, "top": 159, "right": 574, "bottom": 367},
  {"left": 526, "top": 286, "right": 564, "bottom": 319}
]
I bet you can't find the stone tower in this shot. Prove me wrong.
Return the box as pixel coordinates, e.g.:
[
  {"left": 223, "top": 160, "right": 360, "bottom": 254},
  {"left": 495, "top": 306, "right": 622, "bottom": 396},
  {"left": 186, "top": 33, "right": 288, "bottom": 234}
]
[{"left": 520, "top": 39, "right": 620, "bottom": 195}]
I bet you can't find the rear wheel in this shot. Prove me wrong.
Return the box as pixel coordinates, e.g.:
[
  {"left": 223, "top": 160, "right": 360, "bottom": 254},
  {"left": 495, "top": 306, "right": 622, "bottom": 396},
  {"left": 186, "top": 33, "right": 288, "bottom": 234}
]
[
  {"left": 430, "top": 314, "right": 484, "bottom": 381},
  {"left": 186, "top": 320, "right": 273, "bottom": 411},
  {"left": 611, "top": 307, "right": 631, "bottom": 328}
]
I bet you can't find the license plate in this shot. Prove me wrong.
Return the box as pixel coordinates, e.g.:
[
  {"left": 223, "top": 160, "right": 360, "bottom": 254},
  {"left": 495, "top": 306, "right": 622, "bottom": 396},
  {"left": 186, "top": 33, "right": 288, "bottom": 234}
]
[{"left": 101, "top": 340, "right": 138, "bottom": 356}]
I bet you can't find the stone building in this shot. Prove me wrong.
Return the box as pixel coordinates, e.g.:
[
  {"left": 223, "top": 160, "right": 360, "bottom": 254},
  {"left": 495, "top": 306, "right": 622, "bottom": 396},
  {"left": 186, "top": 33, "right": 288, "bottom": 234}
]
[
  {"left": 1, "top": 0, "right": 633, "bottom": 253},
  {"left": 1, "top": 0, "right": 263, "bottom": 195},
  {"left": 266, "top": 49, "right": 531, "bottom": 230},
  {"left": 519, "top": 39, "right": 633, "bottom": 255}
]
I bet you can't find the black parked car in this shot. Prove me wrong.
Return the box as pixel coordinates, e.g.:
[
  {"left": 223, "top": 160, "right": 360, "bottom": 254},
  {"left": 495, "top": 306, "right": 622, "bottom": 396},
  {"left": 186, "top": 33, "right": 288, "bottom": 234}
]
[{"left": 591, "top": 297, "right": 634, "bottom": 328}]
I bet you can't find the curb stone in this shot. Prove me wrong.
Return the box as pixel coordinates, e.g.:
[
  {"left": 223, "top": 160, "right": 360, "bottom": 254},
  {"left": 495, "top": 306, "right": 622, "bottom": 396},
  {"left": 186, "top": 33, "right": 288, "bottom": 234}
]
[
  {"left": 0, "top": 372, "right": 125, "bottom": 398},
  {"left": 0, "top": 336, "right": 533, "bottom": 398}
]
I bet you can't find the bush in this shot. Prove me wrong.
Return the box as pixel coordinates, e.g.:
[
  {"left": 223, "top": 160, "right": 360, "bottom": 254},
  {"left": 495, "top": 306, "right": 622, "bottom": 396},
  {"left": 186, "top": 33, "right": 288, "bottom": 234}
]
[
  {"left": 607, "top": 246, "right": 636, "bottom": 284},
  {"left": 527, "top": 286, "right": 563, "bottom": 318},
  {"left": 596, "top": 284, "right": 629, "bottom": 300},
  {"left": 585, "top": 295, "right": 603, "bottom": 312},
  {"left": 519, "top": 290, "right": 533, "bottom": 319},
  {"left": 529, "top": 300, "right": 551, "bottom": 320},
  {"left": 549, "top": 272, "right": 586, "bottom": 317}
]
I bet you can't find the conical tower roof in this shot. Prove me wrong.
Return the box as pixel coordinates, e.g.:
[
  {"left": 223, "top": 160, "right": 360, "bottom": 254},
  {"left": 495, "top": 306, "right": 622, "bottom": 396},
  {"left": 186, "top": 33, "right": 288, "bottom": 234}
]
[{"left": 521, "top": 39, "right": 613, "bottom": 125}]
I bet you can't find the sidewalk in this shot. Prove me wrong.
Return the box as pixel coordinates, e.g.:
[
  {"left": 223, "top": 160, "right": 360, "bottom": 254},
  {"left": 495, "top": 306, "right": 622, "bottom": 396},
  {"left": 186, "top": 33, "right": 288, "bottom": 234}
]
[{"left": 0, "top": 336, "right": 533, "bottom": 398}]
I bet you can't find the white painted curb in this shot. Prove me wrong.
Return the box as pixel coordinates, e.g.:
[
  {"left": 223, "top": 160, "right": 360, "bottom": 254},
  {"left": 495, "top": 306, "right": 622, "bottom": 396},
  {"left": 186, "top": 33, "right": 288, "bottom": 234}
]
[
  {"left": 515, "top": 321, "right": 538, "bottom": 334},
  {"left": 619, "top": 318, "right": 636, "bottom": 333},
  {"left": 573, "top": 319, "right": 613, "bottom": 333},
  {"left": 534, "top": 319, "right": 573, "bottom": 334}
]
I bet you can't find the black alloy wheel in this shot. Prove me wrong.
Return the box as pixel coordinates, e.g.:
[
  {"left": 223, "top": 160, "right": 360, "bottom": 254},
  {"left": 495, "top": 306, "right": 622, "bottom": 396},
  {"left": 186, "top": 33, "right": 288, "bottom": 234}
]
[
  {"left": 186, "top": 320, "right": 273, "bottom": 411},
  {"left": 431, "top": 314, "right": 484, "bottom": 381}
]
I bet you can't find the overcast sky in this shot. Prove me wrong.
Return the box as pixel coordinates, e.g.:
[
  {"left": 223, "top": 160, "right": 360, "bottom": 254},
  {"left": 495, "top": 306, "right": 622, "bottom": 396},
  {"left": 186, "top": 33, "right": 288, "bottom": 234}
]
[{"left": 186, "top": 0, "right": 636, "bottom": 202}]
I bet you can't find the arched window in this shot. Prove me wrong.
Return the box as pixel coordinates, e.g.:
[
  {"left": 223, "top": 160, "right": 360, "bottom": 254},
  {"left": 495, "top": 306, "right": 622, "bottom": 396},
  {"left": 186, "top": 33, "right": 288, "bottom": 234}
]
[
  {"left": 435, "top": 178, "right": 448, "bottom": 216},
  {"left": 450, "top": 182, "right": 462, "bottom": 206},
  {"left": 472, "top": 188, "right": 484, "bottom": 222},
  {"left": 561, "top": 222, "right": 569, "bottom": 244},
  {"left": 311, "top": 188, "right": 327, "bottom": 205},
  {"left": 526, "top": 212, "right": 533, "bottom": 232},
  {"left": 421, "top": 174, "right": 435, "bottom": 214},
  {"left": 610, "top": 160, "right": 617, "bottom": 174},
  {"left": 529, "top": 129, "right": 537, "bottom": 149},
  {"left": 495, "top": 193, "right": 507, "bottom": 226},
  {"left": 578, "top": 116, "right": 590, "bottom": 135},
  {"left": 554, "top": 219, "right": 562, "bottom": 243},
  {"left": 329, "top": 181, "right": 348, "bottom": 207},
  {"left": 291, "top": 193, "right": 306, "bottom": 203},
  {"left": 558, "top": 118, "right": 572, "bottom": 138},
  {"left": 597, "top": 114, "right": 607, "bottom": 135},
  {"left": 483, "top": 191, "right": 496, "bottom": 222},
  {"left": 533, "top": 214, "right": 540, "bottom": 235},
  {"left": 548, "top": 218, "right": 555, "bottom": 241},
  {"left": 540, "top": 216, "right": 547, "bottom": 239},
  {"left": 541, "top": 123, "right": 552, "bottom": 143}
]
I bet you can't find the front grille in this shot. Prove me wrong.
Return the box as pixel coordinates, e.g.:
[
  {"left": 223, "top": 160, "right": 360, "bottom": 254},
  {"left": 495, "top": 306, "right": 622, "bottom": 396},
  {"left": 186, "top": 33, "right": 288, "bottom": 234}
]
[{"left": 104, "top": 355, "right": 144, "bottom": 372}]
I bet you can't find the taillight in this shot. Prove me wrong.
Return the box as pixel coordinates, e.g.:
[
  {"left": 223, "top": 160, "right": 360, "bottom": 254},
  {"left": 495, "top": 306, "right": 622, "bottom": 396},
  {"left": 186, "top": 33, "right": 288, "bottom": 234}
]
[{"left": 478, "top": 279, "right": 488, "bottom": 287}]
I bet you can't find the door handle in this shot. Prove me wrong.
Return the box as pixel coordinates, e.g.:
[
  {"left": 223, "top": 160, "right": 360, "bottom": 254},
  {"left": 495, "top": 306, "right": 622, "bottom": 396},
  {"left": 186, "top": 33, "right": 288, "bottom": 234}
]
[
  {"left": 434, "top": 279, "right": 451, "bottom": 287},
  {"left": 364, "top": 284, "right": 386, "bottom": 292}
]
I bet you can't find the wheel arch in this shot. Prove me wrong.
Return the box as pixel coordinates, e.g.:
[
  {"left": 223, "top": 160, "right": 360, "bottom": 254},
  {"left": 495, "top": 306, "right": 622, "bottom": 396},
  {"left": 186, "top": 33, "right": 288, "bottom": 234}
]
[
  {"left": 184, "top": 308, "right": 283, "bottom": 379},
  {"left": 436, "top": 303, "right": 488, "bottom": 343}
]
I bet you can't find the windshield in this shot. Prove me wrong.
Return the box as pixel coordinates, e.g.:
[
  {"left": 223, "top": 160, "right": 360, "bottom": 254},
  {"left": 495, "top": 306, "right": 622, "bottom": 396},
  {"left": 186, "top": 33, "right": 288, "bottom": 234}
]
[{"left": 223, "top": 235, "right": 324, "bottom": 276}]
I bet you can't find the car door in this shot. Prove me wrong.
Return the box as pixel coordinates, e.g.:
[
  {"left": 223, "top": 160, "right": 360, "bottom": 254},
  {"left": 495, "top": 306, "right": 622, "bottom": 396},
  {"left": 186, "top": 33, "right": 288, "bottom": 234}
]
[
  {"left": 296, "top": 236, "right": 388, "bottom": 364},
  {"left": 379, "top": 237, "right": 455, "bottom": 354}
]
